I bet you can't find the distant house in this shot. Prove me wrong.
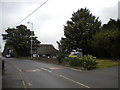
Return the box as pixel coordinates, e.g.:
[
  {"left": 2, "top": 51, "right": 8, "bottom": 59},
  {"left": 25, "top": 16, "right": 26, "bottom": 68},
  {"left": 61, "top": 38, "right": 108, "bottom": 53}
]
[{"left": 35, "top": 44, "right": 57, "bottom": 57}]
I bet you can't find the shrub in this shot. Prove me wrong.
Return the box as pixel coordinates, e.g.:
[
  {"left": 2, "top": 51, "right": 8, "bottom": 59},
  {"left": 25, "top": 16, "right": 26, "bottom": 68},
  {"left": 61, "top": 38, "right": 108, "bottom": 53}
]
[
  {"left": 65, "top": 54, "right": 97, "bottom": 70},
  {"left": 56, "top": 51, "right": 66, "bottom": 63},
  {"left": 66, "top": 57, "right": 82, "bottom": 67},
  {"left": 81, "top": 54, "right": 97, "bottom": 70}
]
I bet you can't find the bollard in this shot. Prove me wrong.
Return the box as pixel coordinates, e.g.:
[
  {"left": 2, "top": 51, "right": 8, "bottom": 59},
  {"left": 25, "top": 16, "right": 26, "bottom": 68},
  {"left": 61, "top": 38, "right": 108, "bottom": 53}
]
[{"left": 2, "top": 60, "right": 4, "bottom": 70}]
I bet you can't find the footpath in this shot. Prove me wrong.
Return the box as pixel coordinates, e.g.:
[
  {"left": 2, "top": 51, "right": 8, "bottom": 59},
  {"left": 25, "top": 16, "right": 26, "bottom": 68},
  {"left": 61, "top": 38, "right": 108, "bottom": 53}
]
[{"left": 1, "top": 57, "right": 25, "bottom": 88}]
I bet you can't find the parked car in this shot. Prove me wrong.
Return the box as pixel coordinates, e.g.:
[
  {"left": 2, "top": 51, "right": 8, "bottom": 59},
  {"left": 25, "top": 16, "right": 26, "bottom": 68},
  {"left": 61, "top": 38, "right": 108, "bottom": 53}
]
[{"left": 5, "top": 54, "right": 11, "bottom": 58}]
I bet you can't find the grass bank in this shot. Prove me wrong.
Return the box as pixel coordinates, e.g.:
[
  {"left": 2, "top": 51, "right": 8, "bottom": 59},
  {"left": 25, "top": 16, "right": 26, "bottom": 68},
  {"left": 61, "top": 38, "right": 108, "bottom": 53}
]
[{"left": 96, "top": 59, "right": 120, "bottom": 69}]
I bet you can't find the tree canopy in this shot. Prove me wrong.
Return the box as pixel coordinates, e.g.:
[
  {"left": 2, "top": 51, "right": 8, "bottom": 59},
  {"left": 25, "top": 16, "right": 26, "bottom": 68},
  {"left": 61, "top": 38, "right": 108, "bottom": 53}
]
[
  {"left": 57, "top": 8, "right": 101, "bottom": 54},
  {"left": 57, "top": 8, "right": 120, "bottom": 59},
  {"left": 91, "top": 19, "right": 120, "bottom": 59},
  {"left": 2, "top": 25, "right": 41, "bottom": 57}
]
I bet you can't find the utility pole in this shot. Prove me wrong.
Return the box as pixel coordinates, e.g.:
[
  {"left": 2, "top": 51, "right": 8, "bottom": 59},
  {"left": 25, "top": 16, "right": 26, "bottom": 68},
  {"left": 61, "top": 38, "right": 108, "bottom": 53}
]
[{"left": 27, "top": 22, "right": 33, "bottom": 59}]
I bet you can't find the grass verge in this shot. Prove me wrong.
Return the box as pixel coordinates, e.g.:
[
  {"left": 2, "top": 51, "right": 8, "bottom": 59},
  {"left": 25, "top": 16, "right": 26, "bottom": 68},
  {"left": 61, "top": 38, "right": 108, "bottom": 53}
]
[{"left": 96, "top": 59, "right": 120, "bottom": 69}]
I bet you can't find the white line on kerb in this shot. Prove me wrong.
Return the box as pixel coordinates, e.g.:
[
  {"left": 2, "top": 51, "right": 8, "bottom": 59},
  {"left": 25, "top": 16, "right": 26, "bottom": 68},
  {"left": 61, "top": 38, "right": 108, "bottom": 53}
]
[
  {"left": 59, "top": 75, "right": 90, "bottom": 88},
  {"left": 41, "top": 68, "right": 52, "bottom": 72}
]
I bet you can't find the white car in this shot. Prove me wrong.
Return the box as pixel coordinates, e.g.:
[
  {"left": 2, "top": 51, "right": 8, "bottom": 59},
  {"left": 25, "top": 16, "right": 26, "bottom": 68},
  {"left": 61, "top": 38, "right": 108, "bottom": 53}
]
[{"left": 5, "top": 54, "right": 11, "bottom": 58}]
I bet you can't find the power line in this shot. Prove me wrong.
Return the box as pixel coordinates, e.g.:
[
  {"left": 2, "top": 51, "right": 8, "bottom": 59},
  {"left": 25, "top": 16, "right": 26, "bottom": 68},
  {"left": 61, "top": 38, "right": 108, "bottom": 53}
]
[{"left": 14, "top": 0, "right": 48, "bottom": 28}]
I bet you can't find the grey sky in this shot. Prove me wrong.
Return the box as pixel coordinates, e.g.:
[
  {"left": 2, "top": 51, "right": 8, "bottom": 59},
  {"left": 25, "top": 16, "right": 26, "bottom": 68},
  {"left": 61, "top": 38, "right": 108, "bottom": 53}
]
[
  {"left": 119, "top": 1, "right": 120, "bottom": 19},
  {"left": 0, "top": 0, "right": 119, "bottom": 52}
]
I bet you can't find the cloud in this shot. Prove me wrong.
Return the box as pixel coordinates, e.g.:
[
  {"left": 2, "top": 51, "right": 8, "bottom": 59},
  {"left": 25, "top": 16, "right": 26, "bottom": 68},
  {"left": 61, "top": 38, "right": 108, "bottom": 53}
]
[{"left": 1, "top": 0, "right": 45, "bottom": 3}]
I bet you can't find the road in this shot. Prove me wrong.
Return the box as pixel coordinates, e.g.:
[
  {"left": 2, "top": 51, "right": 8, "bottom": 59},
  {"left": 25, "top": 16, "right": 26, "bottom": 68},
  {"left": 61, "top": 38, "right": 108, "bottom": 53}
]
[{"left": 2, "top": 58, "right": 119, "bottom": 88}]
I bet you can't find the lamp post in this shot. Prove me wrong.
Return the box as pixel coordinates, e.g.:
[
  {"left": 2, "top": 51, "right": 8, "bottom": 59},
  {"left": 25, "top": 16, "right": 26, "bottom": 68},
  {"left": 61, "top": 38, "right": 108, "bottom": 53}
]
[{"left": 27, "top": 22, "right": 33, "bottom": 59}]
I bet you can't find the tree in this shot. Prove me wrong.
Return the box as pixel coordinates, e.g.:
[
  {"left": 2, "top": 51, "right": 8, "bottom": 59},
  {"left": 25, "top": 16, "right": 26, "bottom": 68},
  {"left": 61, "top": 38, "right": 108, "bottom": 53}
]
[
  {"left": 91, "top": 19, "right": 120, "bottom": 59},
  {"left": 2, "top": 25, "right": 41, "bottom": 57},
  {"left": 58, "top": 8, "right": 101, "bottom": 54}
]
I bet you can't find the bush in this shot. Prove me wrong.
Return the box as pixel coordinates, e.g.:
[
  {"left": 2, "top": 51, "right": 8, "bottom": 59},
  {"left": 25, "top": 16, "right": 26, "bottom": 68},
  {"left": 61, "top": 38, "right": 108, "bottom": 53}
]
[
  {"left": 81, "top": 54, "right": 97, "bottom": 70},
  {"left": 66, "top": 54, "right": 97, "bottom": 70},
  {"left": 56, "top": 51, "right": 66, "bottom": 63},
  {"left": 66, "top": 57, "right": 82, "bottom": 67}
]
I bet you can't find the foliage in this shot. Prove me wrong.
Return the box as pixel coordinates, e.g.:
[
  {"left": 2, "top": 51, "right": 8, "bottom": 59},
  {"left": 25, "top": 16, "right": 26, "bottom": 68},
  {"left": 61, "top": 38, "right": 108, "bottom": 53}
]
[
  {"left": 2, "top": 25, "right": 41, "bottom": 57},
  {"left": 81, "top": 54, "right": 97, "bottom": 70},
  {"left": 57, "top": 8, "right": 101, "bottom": 54},
  {"left": 56, "top": 50, "right": 66, "bottom": 63},
  {"left": 91, "top": 19, "right": 120, "bottom": 59},
  {"left": 66, "top": 54, "right": 97, "bottom": 70},
  {"left": 57, "top": 9, "right": 120, "bottom": 59},
  {"left": 66, "top": 57, "right": 82, "bottom": 67}
]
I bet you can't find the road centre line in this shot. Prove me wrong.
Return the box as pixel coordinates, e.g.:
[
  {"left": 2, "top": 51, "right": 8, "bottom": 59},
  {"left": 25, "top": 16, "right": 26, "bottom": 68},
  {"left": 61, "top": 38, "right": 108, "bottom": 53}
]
[
  {"left": 41, "top": 68, "right": 52, "bottom": 73},
  {"left": 70, "top": 68, "right": 82, "bottom": 72},
  {"left": 59, "top": 75, "right": 90, "bottom": 88}
]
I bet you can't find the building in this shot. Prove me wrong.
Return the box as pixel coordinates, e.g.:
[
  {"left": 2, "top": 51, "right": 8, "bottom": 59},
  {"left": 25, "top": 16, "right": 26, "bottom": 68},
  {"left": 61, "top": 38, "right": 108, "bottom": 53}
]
[
  {"left": 2, "top": 43, "right": 57, "bottom": 58},
  {"left": 36, "top": 44, "right": 57, "bottom": 57}
]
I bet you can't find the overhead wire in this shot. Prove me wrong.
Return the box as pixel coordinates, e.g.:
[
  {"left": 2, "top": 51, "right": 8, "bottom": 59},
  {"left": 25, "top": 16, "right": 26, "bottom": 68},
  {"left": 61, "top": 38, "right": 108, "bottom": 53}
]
[{"left": 14, "top": 0, "right": 48, "bottom": 28}]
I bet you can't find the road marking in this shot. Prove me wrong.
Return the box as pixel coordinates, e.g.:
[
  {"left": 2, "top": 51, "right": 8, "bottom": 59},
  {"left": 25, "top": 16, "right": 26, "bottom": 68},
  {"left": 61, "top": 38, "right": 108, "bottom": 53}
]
[
  {"left": 27, "top": 82, "right": 32, "bottom": 86},
  {"left": 23, "top": 69, "right": 41, "bottom": 72},
  {"left": 21, "top": 80, "right": 27, "bottom": 88},
  {"left": 9, "top": 62, "right": 32, "bottom": 88},
  {"left": 70, "top": 68, "right": 82, "bottom": 72},
  {"left": 59, "top": 75, "right": 90, "bottom": 88},
  {"left": 49, "top": 67, "right": 65, "bottom": 70},
  {"left": 41, "top": 68, "right": 52, "bottom": 72}
]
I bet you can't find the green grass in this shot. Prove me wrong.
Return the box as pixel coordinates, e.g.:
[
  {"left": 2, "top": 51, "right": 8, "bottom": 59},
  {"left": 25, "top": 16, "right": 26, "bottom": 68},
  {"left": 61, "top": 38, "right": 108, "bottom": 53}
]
[{"left": 96, "top": 59, "right": 120, "bottom": 69}]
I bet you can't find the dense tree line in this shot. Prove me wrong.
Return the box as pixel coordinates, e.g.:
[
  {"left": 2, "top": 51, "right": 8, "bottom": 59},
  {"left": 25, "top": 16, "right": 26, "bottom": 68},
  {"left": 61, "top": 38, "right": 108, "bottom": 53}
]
[
  {"left": 57, "top": 8, "right": 120, "bottom": 59},
  {"left": 91, "top": 19, "right": 120, "bottom": 59}
]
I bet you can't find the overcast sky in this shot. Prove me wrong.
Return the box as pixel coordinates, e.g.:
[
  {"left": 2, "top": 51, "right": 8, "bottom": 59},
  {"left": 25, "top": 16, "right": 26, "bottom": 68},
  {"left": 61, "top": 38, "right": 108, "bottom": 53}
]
[{"left": 0, "top": 0, "right": 120, "bottom": 52}]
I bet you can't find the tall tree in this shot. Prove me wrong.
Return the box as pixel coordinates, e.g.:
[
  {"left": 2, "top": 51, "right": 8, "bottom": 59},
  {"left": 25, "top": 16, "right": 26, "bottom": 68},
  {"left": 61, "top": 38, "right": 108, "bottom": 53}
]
[
  {"left": 91, "top": 19, "right": 120, "bottom": 59},
  {"left": 2, "top": 25, "right": 41, "bottom": 57},
  {"left": 58, "top": 8, "right": 101, "bottom": 54}
]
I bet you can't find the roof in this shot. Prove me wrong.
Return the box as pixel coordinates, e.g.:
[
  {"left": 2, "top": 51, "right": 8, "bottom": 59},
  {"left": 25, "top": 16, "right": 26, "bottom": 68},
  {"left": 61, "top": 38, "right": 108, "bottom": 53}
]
[{"left": 37, "top": 44, "right": 57, "bottom": 54}]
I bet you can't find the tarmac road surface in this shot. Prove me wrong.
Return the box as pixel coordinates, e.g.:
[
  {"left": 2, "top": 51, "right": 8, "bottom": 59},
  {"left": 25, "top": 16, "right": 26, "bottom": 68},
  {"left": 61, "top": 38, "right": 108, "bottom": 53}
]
[{"left": 2, "top": 58, "right": 119, "bottom": 88}]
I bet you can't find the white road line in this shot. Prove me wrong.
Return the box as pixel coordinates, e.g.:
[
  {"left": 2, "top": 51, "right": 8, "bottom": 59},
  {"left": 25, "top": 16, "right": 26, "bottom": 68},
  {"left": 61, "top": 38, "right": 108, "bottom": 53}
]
[
  {"left": 22, "top": 80, "right": 27, "bottom": 88},
  {"left": 27, "top": 82, "right": 32, "bottom": 86},
  {"left": 9, "top": 62, "right": 32, "bottom": 88},
  {"left": 41, "top": 68, "right": 52, "bottom": 73},
  {"left": 70, "top": 68, "right": 82, "bottom": 72},
  {"left": 59, "top": 75, "right": 90, "bottom": 88}
]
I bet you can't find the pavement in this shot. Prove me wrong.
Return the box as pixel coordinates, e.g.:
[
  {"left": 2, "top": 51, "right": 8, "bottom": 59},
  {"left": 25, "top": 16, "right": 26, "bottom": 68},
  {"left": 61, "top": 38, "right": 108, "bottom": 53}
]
[{"left": 2, "top": 58, "right": 119, "bottom": 89}]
